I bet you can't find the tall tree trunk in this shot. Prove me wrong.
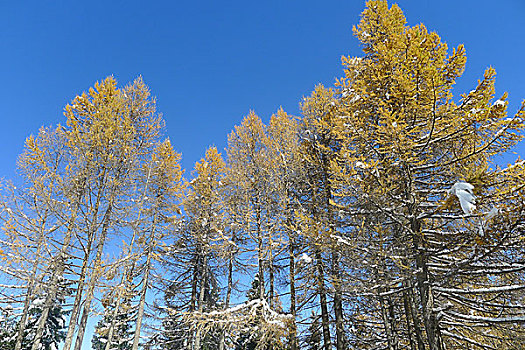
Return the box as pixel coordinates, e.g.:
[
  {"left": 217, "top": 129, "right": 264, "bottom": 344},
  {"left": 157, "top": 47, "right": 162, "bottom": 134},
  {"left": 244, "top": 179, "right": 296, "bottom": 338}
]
[
  {"left": 15, "top": 214, "right": 47, "bottom": 350},
  {"left": 62, "top": 236, "right": 93, "bottom": 350},
  {"left": 63, "top": 178, "right": 106, "bottom": 350},
  {"left": 218, "top": 237, "right": 234, "bottom": 350},
  {"left": 402, "top": 288, "right": 416, "bottom": 350},
  {"left": 105, "top": 264, "right": 136, "bottom": 350},
  {"left": 190, "top": 257, "right": 199, "bottom": 312},
  {"left": 332, "top": 251, "right": 345, "bottom": 350},
  {"left": 73, "top": 202, "right": 113, "bottom": 350},
  {"left": 288, "top": 234, "right": 298, "bottom": 350},
  {"left": 131, "top": 249, "right": 153, "bottom": 350},
  {"left": 193, "top": 250, "right": 207, "bottom": 350},
  {"left": 131, "top": 210, "right": 159, "bottom": 350},
  {"left": 14, "top": 278, "right": 36, "bottom": 350},
  {"left": 107, "top": 170, "right": 152, "bottom": 350},
  {"left": 269, "top": 242, "right": 275, "bottom": 308},
  {"left": 315, "top": 250, "right": 332, "bottom": 350},
  {"left": 412, "top": 218, "right": 442, "bottom": 350},
  {"left": 379, "top": 294, "right": 399, "bottom": 350},
  {"left": 256, "top": 207, "right": 265, "bottom": 300},
  {"left": 31, "top": 204, "right": 81, "bottom": 350}
]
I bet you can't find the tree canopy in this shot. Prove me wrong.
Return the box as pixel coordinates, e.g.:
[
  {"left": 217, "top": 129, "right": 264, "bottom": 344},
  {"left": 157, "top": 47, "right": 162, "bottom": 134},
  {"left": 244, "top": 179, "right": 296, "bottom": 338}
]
[{"left": 1, "top": 1, "right": 524, "bottom": 350}]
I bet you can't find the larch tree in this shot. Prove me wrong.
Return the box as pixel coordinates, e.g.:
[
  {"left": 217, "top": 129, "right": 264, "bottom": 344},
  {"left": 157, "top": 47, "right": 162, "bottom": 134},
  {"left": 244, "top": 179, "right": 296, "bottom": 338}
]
[
  {"left": 264, "top": 109, "right": 304, "bottom": 350},
  {"left": 332, "top": 1, "right": 525, "bottom": 349},
  {"left": 225, "top": 111, "right": 271, "bottom": 305},
  {"left": 298, "top": 84, "right": 348, "bottom": 350},
  {"left": 182, "top": 146, "right": 225, "bottom": 350},
  {"left": 1, "top": 76, "right": 184, "bottom": 350}
]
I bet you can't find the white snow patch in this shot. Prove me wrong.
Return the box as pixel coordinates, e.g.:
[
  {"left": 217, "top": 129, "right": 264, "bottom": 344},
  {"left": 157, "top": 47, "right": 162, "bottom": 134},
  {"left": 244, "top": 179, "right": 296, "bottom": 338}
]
[{"left": 448, "top": 182, "right": 476, "bottom": 214}]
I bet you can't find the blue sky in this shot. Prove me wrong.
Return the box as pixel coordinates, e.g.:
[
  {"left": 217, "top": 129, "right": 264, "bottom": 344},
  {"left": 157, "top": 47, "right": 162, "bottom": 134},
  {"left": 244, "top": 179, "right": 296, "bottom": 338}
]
[
  {"left": 1, "top": 0, "right": 524, "bottom": 179},
  {"left": 1, "top": 1, "right": 523, "bottom": 348}
]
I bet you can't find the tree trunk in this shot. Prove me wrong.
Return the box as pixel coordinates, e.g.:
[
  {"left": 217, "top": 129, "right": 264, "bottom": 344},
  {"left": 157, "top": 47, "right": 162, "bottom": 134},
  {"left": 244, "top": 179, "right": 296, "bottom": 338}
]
[
  {"left": 63, "top": 180, "right": 106, "bottom": 350},
  {"left": 218, "top": 238, "right": 234, "bottom": 350},
  {"left": 315, "top": 250, "right": 332, "bottom": 350},
  {"left": 269, "top": 243, "right": 275, "bottom": 308},
  {"left": 288, "top": 235, "right": 298, "bottom": 350},
  {"left": 15, "top": 215, "right": 47, "bottom": 350},
  {"left": 412, "top": 219, "right": 442, "bottom": 350},
  {"left": 256, "top": 207, "right": 265, "bottom": 300},
  {"left": 31, "top": 204, "right": 80, "bottom": 350},
  {"left": 193, "top": 250, "right": 207, "bottom": 350},
  {"left": 332, "top": 251, "right": 345, "bottom": 350},
  {"left": 131, "top": 246, "right": 153, "bottom": 350},
  {"left": 73, "top": 202, "right": 113, "bottom": 350},
  {"left": 105, "top": 263, "right": 136, "bottom": 350}
]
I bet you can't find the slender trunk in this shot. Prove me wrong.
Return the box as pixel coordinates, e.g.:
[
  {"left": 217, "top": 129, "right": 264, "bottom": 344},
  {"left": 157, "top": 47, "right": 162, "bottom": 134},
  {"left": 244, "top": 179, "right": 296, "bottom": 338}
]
[
  {"left": 131, "top": 249, "right": 153, "bottom": 350},
  {"left": 107, "top": 169, "right": 153, "bottom": 350},
  {"left": 402, "top": 289, "right": 416, "bottom": 350},
  {"left": 190, "top": 258, "right": 199, "bottom": 312},
  {"left": 332, "top": 251, "right": 344, "bottom": 350},
  {"left": 386, "top": 297, "right": 399, "bottom": 350},
  {"left": 14, "top": 281, "right": 36, "bottom": 350},
  {"left": 256, "top": 207, "right": 265, "bottom": 300},
  {"left": 31, "top": 204, "right": 80, "bottom": 350},
  {"left": 63, "top": 176, "right": 106, "bottom": 350},
  {"left": 288, "top": 235, "right": 298, "bottom": 350},
  {"left": 15, "top": 214, "right": 47, "bottom": 350},
  {"left": 73, "top": 202, "right": 114, "bottom": 350},
  {"left": 269, "top": 247, "right": 275, "bottom": 308},
  {"left": 408, "top": 282, "right": 426, "bottom": 350},
  {"left": 193, "top": 251, "right": 207, "bottom": 350},
  {"left": 104, "top": 265, "right": 135, "bottom": 350},
  {"left": 104, "top": 291, "right": 123, "bottom": 350},
  {"left": 218, "top": 237, "right": 234, "bottom": 350},
  {"left": 62, "top": 237, "right": 92, "bottom": 350},
  {"left": 188, "top": 257, "right": 199, "bottom": 350},
  {"left": 412, "top": 218, "right": 442, "bottom": 350},
  {"left": 131, "top": 210, "right": 159, "bottom": 350},
  {"left": 63, "top": 197, "right": 104, "bottom": 350},
  {"left": 379, "top": 295, "right": 394, "bottom": 350},
  {"left": 315, "top": 250, "right": 332, "bottom": 350},
  {"left": 322, "top": 150, "right": 342, "bottom": 350}
]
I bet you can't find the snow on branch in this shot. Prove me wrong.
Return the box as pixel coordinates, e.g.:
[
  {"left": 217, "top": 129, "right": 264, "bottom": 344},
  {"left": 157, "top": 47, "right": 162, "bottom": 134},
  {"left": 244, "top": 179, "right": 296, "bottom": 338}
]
[
  {"left": 176, "top": 298, "right": 292, "bottom": 341},
  {"left": 445, "top": 310, "right": 525, "bottom": 323},
  {"left": 435, "top": 284, "right": 525, "bottom": 295}
]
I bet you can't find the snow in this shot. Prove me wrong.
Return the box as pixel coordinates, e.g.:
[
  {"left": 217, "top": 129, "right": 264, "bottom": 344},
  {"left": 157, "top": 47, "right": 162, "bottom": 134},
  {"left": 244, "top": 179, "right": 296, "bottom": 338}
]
[
  {"left": 349, "top": 94, "right": 361, "bottom": 104},
  {"left": 447, "top": 182, "right": 476, "bottom": 214},
  {"left": 32, "top": 297, "right": 45, "bottom": 307},
  {"left": 355, "top": 161, "right": 367, "bottom": 169},
  {"left": 298, "top": 253, "right": 312, "bottom": 264},
  {"left": 493, "top": 99, "right": 505, "bottom": 107},
  {"left": 469, "top": 108, "right": 482, "bottom": 114},
  {"left": 188, "top": 298, "right": 292, "bottom": 330},
  {"left": 484, "top": 207, "right": 499, "bottom": 221},
  {"left": 435, "top": 284, "right": 525, "bottom": 294}
]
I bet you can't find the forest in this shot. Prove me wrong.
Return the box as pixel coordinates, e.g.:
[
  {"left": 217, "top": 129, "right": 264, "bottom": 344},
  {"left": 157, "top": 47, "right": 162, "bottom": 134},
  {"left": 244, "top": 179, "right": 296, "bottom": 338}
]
[{"left": 1, "top": 1, "right": 524, "bottom": 349}]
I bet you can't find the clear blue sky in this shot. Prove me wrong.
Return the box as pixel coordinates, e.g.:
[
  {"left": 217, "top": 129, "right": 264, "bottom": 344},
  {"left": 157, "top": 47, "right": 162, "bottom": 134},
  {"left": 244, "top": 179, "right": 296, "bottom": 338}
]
[
  {"left": 1, "top": 0, "right": 524, "bottom": 178},
  {"left": 0, "top": 1, "right": 523, "bottom": 348}
]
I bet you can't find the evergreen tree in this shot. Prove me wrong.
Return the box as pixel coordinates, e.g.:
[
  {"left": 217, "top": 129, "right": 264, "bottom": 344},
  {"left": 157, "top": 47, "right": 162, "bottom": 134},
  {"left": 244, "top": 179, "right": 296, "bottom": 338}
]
[
  {"left": 0, "top": 306, "right": 16, "bottom": 350},
  {"left": 91, "top": 300, "right": 133, "bottom": 350},
  {"left": 235, "top": 274, "right": 262, "bottom": 350},
  {"left": 20, "top": 293, "right": 68, "bottom": 350},
  {"left": 304, "top": 312, "right": 321, "bottom": 350}
]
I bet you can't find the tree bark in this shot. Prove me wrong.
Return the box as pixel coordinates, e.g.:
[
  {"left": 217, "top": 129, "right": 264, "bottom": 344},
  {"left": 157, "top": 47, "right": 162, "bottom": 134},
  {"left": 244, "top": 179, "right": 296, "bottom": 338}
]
[
  {"left": 288, "top": 235, "right": 298, "bottom": 350},
  {"left": 73, "top": 202, "right": 113, "bottom": 350},
  {"left": 218, "top": 236, "right": 234, "bottom": 350},
  {"left": 315, "top": 250, "right": 332, "bottom": 350},
  {"left": 332, "top": 251, "right": 345, "bottom": 350}
]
